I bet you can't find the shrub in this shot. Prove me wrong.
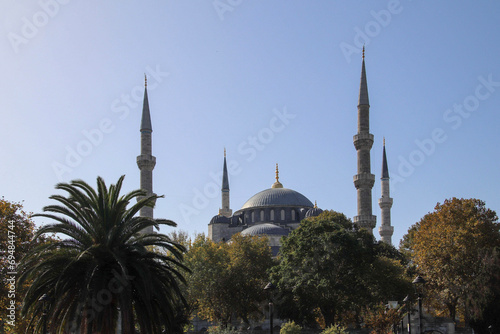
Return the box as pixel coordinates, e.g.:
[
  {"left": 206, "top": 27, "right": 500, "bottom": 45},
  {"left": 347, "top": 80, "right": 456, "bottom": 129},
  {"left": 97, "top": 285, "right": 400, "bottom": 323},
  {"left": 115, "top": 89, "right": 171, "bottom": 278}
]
[
  {"left": 320, "top": 324, "right": 348, "bottom": 334},
  {"left": 207, "top": 326, "right": 240, "bottom": 334},
  {"left": 280, "top": 321, "right": 302, "bottom": 334}
]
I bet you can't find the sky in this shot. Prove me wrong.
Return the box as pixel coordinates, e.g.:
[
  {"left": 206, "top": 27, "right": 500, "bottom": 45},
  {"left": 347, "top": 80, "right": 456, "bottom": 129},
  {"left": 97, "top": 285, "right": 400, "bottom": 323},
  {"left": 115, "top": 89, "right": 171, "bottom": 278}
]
[{"left": 1, "top": 1, "right": 500, "bottom": 246}]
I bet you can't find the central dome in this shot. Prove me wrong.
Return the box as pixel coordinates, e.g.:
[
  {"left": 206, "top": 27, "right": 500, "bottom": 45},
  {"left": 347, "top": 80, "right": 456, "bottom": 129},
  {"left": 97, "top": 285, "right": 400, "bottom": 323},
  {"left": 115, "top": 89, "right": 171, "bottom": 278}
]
[{"left": 240, "top": 187, "right": 314, "bottom": 209}]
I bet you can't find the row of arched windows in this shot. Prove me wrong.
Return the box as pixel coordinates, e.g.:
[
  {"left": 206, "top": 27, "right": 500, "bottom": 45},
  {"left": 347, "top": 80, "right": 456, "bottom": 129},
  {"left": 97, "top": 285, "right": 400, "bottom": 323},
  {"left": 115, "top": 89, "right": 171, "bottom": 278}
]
[{"left": 249, "top": 209, "right": 297, "bottom": 223}]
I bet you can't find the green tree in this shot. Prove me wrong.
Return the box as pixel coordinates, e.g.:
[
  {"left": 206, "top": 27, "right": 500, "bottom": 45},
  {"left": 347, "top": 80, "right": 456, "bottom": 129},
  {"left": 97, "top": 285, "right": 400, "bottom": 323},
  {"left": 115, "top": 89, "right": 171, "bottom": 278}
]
[
  {"left": 270, "top": 210, "right": 410, "bottom": 327},
  {"left": 185, "top": 233, "right": 274, "bottom": 327},
  {"left": 402, "top": 198, "right": 500, "bottom": 324},
  {"left": 0, "top": 199, "right": 55, "bottom": 333},
  {"left": 17, "top": 176, "right": 188, "bottom": 333}
]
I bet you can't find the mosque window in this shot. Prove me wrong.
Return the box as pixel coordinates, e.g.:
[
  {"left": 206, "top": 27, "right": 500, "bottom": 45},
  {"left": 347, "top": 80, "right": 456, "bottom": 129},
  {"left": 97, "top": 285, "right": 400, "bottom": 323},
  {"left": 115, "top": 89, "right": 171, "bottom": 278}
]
[
  {"left": 281, "top": 209, "right": 285, "bottom": 220},
  {"left": 251, "top": 211, "right": 255, "bottom": 223},
  {"left": 291, "top": 210, "right": 296, "bottom": 221},
  {"left": 260, "top": 210, "right": 264, "bottom": 221},
  {"left": 270, "top": 210, "right": 275, "bottom": 221}
]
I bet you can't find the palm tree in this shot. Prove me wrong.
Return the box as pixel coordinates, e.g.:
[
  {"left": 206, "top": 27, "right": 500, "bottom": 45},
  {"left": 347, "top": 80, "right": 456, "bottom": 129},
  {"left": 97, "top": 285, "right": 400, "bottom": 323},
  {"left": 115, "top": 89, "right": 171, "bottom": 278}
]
[{"left": 18, "top": 175, "right": 188, "bottom": 333}]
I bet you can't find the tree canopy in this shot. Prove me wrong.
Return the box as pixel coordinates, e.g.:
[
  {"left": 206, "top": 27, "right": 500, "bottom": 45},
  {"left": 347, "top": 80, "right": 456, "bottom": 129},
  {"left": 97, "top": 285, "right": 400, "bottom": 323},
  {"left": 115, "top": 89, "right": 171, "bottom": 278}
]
[
  {"left": 18, "top": 176, "right": 188, "bottom": 333},
  {"left": 401, "top": 197, "right": 500, "bottom": 328},
  {"left": 185, "top": 233, "right": 274, "bottom": 327},
  {"left": 270, "top": 210, "right": 410, "bottom": 328},
  {"left": 0, "top": 198, "right": 56, "bottom": 333}
]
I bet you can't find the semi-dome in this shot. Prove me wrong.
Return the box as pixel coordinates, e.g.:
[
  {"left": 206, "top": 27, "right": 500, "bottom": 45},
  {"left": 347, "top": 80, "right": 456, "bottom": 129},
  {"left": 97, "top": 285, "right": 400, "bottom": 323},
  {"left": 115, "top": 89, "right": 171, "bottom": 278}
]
[
  {"left": 240, "top": 187, "right": 314, "bottom": 209},
  {"left": 240, "top": 223, "right": 290, "bottom": 237}
]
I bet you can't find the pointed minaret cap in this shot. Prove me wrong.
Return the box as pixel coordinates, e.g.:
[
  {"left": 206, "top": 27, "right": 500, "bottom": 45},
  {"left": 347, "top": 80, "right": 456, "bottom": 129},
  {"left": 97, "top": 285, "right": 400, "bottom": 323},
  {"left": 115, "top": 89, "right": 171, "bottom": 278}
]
[
  {"left": 358, "top": 46, "right": 370, "bottom": 106},
  {"left": 272, "top": 163, "right": 283, "bottom": 188},
  {"left": 222, "top": 148, "right": 229, "bottom": 190},
  {"left": 381, "top": 137, "right": 389, "bottom": 179},
  {"left": 141, "top": 74, "right": 153, "bottom": 132}
]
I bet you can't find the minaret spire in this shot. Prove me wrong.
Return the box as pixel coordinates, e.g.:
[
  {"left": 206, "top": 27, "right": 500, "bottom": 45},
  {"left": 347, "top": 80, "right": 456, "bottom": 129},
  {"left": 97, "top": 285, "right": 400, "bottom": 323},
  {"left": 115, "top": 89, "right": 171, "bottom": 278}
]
[
  {"left": 353, "top": 49, "right": 376, "bottom": 233},
  {"left": 379, "top": 139, "right": 394, "bottom": 244},
  {"left": 137, "top": 76, "right": 156, "bottom": 232},
  {"left": 219, "top": 148, "right": 232, "bottom": 217}
]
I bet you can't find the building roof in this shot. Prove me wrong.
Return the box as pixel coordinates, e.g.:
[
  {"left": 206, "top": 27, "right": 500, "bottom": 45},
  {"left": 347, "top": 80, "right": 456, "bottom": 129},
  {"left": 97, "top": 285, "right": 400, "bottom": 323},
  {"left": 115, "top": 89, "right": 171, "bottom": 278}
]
[
  {"left": 240, "top": 223, "right": 290, "bottom": 237},
  {"left": 209, "top": 214, "right": 230, "bottom": 225},
  {"left": 240, "top": 187, "right": 314, "bottom": 209},
  {"left": 305, "top": 207, "right": 323, "bottom": 218}
]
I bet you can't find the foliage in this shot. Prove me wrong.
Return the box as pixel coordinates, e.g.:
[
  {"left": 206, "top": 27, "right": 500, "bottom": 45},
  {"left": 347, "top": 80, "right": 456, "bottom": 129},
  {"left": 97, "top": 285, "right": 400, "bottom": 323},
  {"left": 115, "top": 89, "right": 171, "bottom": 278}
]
[
  {"left": 402, "top": 198, "right": 500, "bottom": 324},
  {"left": 207, "top": 325, "right": 241, "bottom": 334},
  {"left": 17, "top": 176, "right": 188, "bottom": 333},
  {"left": 280, "top": 321, "right": 302, "bottom": 334},
  {"left": 185, "top": 233, "right": 274, "bottom": 327},
  {"left": 270, "top": 210, "right": 411, "bottom": 328},
  {"left": 320, "top": 324, "right": 348, "bottom": 334},
  {"left": 0, "top": 198, "right": 56, "bottom": 333},
  {"left": 363, "top": 303, "right": 401, "bottom": 334},
  {"left": 467, "top": 247, "right": 500, "bottom": 333}
]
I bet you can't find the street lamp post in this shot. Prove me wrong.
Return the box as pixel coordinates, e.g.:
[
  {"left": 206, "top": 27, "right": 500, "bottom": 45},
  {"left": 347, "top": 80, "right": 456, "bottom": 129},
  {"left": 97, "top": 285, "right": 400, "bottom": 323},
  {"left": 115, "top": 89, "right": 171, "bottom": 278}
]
[
  {"left": 403, "top": 295, "right": 411, "bottom": 334},
  {"left": 264, "top": 282, "right": 276, "bottom": 334},
  {"left": 412, "top": 276, "right": 426, "bottom": 334},
  {"left": 39, "top": 294, "right": 49, "bottom": 334}
]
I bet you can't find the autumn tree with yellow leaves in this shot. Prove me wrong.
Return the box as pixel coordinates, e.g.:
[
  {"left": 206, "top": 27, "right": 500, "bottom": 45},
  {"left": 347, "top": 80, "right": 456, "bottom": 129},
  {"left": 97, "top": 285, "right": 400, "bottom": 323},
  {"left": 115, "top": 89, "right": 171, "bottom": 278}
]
[{"left": 401, "top": 198, "right": 500, "bottom": 329}]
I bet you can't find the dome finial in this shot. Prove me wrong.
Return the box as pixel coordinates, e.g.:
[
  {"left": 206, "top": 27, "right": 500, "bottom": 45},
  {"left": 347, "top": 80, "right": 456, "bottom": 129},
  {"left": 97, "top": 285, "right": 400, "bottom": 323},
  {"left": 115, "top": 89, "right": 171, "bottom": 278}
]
[
  {"left": 314, "top": 200, "right": 317, "bottom": 208},
  {"left": 272, "top": 163, "right": 283, "bottom": 188}
]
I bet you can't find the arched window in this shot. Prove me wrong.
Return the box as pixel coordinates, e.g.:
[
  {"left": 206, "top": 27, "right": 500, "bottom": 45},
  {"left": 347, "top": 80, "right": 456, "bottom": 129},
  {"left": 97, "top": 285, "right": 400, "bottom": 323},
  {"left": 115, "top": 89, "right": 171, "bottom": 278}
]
[
  {"left": 260, "top": 210, "right": 264, "bottom": 221},
  {"left": 251, "top": 211, "right": 255, "bottom": 223},
  {"left": 281, "top": 209, "right": 285, "bottom": 220},
  {"left": 270, "top": 210, "right": 275, "bottom": 221},
  {"left": 291, "top": 210, "right": 296, "bottom": 221}
]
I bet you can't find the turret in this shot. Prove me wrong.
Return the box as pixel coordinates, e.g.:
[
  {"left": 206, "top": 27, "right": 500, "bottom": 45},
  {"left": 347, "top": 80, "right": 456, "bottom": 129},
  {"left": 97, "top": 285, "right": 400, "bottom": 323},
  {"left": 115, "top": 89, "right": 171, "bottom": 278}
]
[{"left": 353, "top": 47, "right": 376, "bottom": 233}]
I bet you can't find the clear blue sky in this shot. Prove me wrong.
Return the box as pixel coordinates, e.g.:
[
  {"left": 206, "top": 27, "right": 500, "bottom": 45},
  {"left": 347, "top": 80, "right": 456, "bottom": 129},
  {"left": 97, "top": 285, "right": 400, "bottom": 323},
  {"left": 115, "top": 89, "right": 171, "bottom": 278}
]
[{"left": 1, "top": 1, "right": 499, "bottom": 245}]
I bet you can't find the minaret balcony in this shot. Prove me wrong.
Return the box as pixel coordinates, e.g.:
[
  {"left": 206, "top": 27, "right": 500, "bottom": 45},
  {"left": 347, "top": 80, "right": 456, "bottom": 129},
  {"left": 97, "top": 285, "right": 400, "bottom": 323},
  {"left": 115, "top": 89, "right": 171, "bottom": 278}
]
[
  {"left": 353, "top": 133, "right": 374, "bottom": 150},
  {"left": 137, "top": 155, "right": 156, "bottom": 170},
  {"left": 378, "top": 197, "right": 393, "bottom": 207},
  {"left": 353, "top": 215, "right": 376, "bottom": 229},
  {"left": 353, "top": 173, "right": 375, "bottom": 189}
]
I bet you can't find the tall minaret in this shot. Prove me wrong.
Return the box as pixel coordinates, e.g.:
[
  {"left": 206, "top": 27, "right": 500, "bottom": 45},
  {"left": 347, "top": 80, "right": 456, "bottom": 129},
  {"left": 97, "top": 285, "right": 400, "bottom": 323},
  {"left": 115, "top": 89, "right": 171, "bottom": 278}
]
[
  {"left": 378, "top": 138, "right": 394, "bottom": 244},
  {"left": 137, "top": 75, "right": 156, "bottom": 230},
  {"left": 353, "top": 47, "right": 376, "bottom": 233},
  {"left": 219, "top": 149, "right": 232, "bottom": 217}
]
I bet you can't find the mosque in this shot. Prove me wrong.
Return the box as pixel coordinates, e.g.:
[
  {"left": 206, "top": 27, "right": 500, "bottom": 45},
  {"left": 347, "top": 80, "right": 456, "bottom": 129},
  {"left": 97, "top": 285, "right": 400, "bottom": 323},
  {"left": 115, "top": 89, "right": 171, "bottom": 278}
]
[{"left": 136, "top": 50, "right": 394, "bottom": 250}]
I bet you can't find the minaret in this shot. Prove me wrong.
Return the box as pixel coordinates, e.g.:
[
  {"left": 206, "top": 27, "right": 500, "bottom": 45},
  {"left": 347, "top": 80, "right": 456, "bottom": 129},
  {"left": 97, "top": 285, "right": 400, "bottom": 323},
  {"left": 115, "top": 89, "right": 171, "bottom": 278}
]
[
  {"left": 137, "top": 75, "right": 156, "bottom": 231},
  {"left": 219, "top": 148, "right": 232, "bottom": 217},
  {"left": 378, "top": 138, "right": 394, "bottom": 244},
  {"left": 353, "top": 47, "right": 376, "bottom": 233}
]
